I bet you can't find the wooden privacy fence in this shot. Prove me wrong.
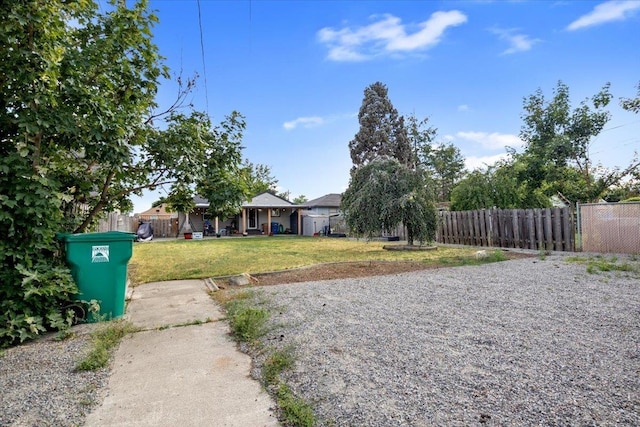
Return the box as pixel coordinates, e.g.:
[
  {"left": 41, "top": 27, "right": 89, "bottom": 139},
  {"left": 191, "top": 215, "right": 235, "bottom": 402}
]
[
  {"left": 97, "top": 213, "right": 178, "bottom": 237},
  {"left": 96, "top": 213, "right": 137, "bottom": 233},
  {"left": 144, "top": 217, "right": 179, "bottom": 238},
  {"left": 437, "top": 207, "right": 575, "bottom": 251}
]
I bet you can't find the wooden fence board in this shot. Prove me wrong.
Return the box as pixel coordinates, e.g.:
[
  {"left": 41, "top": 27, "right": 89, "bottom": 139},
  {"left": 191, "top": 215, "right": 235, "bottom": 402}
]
[
  {"left": 526, "top": 210, "right": 535, "bottom": 249},
  {"left": 437, "top": 207, "right": 575, "bottom": 252}
]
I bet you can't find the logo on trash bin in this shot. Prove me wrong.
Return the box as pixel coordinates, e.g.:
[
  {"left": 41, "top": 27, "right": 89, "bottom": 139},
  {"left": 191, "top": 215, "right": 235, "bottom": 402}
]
[{"left": 92, "top": 245, "right": 110, "bottom": 263}]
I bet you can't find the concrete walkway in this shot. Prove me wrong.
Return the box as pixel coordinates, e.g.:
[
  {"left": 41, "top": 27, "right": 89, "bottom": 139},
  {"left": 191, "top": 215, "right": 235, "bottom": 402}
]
[{"left": 85, "top": 280, "right": 280, "bottom": 427}]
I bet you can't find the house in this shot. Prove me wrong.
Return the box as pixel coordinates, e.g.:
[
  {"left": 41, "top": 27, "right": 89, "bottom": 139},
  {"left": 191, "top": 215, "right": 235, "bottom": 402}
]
[
  {"left": 178, "top": 192, "right": 305, "bottom": 236},
  {"left": 301, "top": 193, "right": 345, "bottom": 236},
  {"left": 175, "top": 192, "right": 348, "bottom": 237}
]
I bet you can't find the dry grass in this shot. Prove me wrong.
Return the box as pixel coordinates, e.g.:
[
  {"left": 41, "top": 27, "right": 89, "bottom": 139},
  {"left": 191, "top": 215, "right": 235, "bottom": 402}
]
[{"left": 129, "top": 237, "right": 480, "bottom": 285}]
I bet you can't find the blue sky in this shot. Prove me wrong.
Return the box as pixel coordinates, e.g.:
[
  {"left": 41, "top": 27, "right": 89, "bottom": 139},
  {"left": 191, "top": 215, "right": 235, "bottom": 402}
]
[{"left": 131, "top": 0, "right": 640, "bottom": 213}]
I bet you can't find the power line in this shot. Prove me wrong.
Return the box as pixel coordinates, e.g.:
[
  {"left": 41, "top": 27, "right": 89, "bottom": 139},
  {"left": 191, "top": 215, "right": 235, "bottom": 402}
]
[{"left": 196, "top": 0, "right": 210, "bottom": 113}]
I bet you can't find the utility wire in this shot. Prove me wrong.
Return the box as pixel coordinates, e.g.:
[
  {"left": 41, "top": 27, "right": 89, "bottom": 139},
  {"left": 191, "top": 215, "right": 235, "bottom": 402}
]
[{"left": 196, "top": 0, "right": 210, "bottom": 113}]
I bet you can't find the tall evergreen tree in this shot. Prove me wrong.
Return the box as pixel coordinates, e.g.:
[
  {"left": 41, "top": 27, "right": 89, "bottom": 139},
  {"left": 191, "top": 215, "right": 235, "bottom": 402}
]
[
  {"left": 343, "top": 83, "right": 438, "bottom": 245},
  {"left": 348, "top": 82, "right": 412, "bottom": 169}
]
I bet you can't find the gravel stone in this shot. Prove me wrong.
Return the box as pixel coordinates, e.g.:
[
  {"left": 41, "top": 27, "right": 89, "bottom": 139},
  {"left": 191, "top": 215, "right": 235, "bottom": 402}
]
[
  {"left": 0, "top": 326, "right": 109, "bottom": 427},
  {"left": 2, "top": 254, "right": 638, "bottom": 426},
  {"left": 251, "top": 255, "right": 640, "bottom": 426}
]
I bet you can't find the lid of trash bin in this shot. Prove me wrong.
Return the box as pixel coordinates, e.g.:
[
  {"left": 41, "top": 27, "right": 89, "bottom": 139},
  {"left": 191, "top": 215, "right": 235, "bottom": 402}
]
[{"left": 58, "top": 231, "right": 136, "bottom": 243}]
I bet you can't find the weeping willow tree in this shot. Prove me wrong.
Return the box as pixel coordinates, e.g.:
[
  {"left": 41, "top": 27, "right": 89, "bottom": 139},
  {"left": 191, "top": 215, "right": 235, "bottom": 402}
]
[{"left": 341, "top": 158, "right": 438, "bottom": 245}]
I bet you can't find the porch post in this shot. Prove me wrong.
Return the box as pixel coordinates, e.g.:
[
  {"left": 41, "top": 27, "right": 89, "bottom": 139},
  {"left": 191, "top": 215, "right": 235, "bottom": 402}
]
[
  {"left": 241, "top": 209, "right": 246, "bottom": 233},
  {"left": 297, "top": 209, "right": 302, "bottom": 236},
  {"left": 267, "top": 209, "right": 271, "bottom": 234}
]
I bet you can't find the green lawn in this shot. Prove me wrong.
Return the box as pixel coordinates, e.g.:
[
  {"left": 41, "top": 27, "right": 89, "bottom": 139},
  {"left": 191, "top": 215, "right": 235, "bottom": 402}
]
[{"left": 128, "top": 236, "right": 482, "bottom": 285}]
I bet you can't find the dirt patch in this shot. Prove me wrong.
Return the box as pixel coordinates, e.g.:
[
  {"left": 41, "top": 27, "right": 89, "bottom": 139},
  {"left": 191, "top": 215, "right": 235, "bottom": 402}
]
[{"left": 220, "top": 251, "right": 535, "bottom": 287}]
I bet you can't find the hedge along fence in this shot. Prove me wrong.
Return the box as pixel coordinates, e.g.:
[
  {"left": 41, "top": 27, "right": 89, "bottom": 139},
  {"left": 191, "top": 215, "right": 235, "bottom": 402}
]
[{"left": 437, "top": 207, "right": 575, "bottom": 251}]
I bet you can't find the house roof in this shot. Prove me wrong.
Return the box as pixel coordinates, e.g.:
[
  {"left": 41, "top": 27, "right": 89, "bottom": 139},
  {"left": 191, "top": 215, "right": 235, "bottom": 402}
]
[
  {"left": 243, "top": 191, "right": 293, "bottom": 208},
  {"left": 137, "top": 203, "right": 177, "bottom": 217},
  {"left": 306, "top": 193, "right": 341, "bottom": 208},
  {"left": 194, "top": 194, "right": 209, "bottom": 208},
  {"left": 193, "top": 191, "right": 296, "bottom": 209}
]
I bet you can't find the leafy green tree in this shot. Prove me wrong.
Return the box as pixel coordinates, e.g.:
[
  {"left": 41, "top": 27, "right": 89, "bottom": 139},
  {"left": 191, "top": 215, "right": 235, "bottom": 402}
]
[
  {"left": 620, "top": 81, "right": 640, "bottom": 114},
  {"left": 450, "top": 159, "right": 548, "bottom": 211},
  {"left": 422, "top": 142, "right": 466, "bottom": 202},
  {"left": 0, "top": 0, "right": 252, "bottom": 347},
  {"left": 349, "top": 82, "right": 412, "bottom": 169},
  {"left": 0, "top": 0, "right": 170, "bottom": 346},
  {"left": 242, "top": 161, "right": 278, "bottom": 196},
  {"left": 519, "top": 81, "right": 638, "bottom": 203},
  {"left": 293, "top": 195, "right": 308, "bottom": 204},
  {"left": 277, "top": 190, "right": 291, "bottom": 201},
  {"left": 405, "top": 113, "right": 465, "bottom": 202},
  {"left": 406, "top": 113, "right": 437, "bottom": 167},
  {"left": 450, "top": 171, "right": 493, "bottom": 211},
  {"left": 342, "top": 159, "right": 438, "bottom": 245}
]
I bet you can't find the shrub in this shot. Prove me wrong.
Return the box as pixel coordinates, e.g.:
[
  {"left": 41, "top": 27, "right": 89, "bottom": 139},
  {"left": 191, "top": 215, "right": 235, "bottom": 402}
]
[{"left": 0, "top": 262, "right": 79, "bottom": 348}]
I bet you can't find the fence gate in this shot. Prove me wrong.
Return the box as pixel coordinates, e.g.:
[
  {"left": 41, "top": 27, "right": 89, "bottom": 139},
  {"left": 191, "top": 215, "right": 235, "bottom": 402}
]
[{"left": 578, "top": 202, "right": 640, "bottom": 254}]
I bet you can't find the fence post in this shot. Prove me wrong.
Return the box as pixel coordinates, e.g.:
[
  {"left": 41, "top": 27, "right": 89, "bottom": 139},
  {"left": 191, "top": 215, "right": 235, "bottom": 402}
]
[{"left": 575, "top": 203, "right": 582, "bottom": 252}]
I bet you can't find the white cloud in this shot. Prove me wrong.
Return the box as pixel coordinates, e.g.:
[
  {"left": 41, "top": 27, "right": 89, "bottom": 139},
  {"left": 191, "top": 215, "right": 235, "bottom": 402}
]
[
  {"left": 490, "top": 28, "right": 541, "bottom": 54},
  {"left": 567, "top": 0, "right": 640, "bottom": 30},
  {"left": 317, "top": 11, "right": 467, "bottom": 62},
  {"left": 464, "top": 154, "right": 509, "bottom": 171},
  {"left": 457, "top": 104, "right": 470, "bottom": 112},
  {"left": 283, "top": 116, "right": 325, "bottom": 130},
  {"left": 456, "top": 131, "right": 523, "bottom": 150}
]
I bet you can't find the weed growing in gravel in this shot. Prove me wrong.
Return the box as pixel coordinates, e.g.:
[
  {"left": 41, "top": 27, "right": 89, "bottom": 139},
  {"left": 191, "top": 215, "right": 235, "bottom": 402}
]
[
  {"left": 483, "top": 250, "right": 508, "bottom": 262},
  {"left": 215, "top": 290, "right": 317, "bottom": 426},
  {"left": 438, "top": 250, "right": 508, "bottom": 266},
  {"left": 54, "top": 329, "right": 76, "bottom": 341},
  {"left": 76, "top": 320, "right": 137, "bottom": 371},
  {"left": 223, "top": 291, "right": 269, "bottom": 342},
  {"left": 277, "top": 384, "right": 316, "bottom": 427},
  {"left": 263, "top": 346, "right": 296, "bottom": 385},
  {"left": 537, "top": 249, "right": 551, "bottom": 260},
  {"left": 566, "top": 256, "right": 639, "bottom": 276}
]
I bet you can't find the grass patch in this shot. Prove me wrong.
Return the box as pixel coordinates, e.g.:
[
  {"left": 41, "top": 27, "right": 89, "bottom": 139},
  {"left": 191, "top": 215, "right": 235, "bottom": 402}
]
[
  {"left": 483, "top": 250, "right": 508, "bottom": 262},
  {"left": 537, "top": 250, "right": 548, "bottom": 260},
  {"left": 263, "top": 347, "right": 296, "bottom": 385},
  {"left": 437, "top": 250, "right": 507, "bottom": 266},
  {"left": 223, "top": 291, "right": 269, "bottom": 342},
  {"left": 76, "top": 320, "right": 137, "bottom": 371},
  {"left": 277, "top": 384, "right": 316, "bottom": 427},
  {"left": 129, "top": 238, "right": 483, "bottom": 285},
  {"left": 566, "top": 255, "right": 639, "bottom": 275}
]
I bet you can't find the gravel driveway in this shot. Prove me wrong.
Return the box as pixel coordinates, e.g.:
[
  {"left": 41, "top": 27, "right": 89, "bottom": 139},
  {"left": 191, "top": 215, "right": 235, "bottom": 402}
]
[{"left": 252, "top": 255, "right": 640, "bottom": 426}]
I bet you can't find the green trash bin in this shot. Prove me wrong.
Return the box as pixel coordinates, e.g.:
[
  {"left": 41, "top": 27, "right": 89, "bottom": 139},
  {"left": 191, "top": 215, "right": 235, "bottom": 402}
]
[{"left": 58, "top": 231, "right": 136, "bottom": 322}]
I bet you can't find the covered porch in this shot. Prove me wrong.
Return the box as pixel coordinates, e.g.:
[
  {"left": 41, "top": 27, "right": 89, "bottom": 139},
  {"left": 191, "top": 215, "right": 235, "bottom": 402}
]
[{"left": 179, "top": 192, "right": 306, "bottom": 237}]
